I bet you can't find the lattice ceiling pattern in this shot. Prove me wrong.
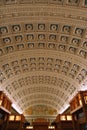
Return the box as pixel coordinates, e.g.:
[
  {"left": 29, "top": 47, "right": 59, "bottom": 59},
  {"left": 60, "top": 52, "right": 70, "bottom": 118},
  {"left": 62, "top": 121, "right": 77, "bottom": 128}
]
[
  {"left": 0, "top": 0, "right": 87, "bottom": 6},
  {"left": 0, "top": 0, "right": 87, "bottom": 121}
]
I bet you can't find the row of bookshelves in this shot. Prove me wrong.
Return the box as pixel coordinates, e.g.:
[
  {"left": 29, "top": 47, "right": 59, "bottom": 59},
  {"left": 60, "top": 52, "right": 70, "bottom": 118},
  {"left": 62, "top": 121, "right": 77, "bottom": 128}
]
[
  {"left": 0, "top": 91, "right": 11, "bottom": 112},
  {"left": 70, "top": 91, "right": 87, "bottom": 112},
  {"left": 0, "top": 90, "right": 87, "bottom": 130}
]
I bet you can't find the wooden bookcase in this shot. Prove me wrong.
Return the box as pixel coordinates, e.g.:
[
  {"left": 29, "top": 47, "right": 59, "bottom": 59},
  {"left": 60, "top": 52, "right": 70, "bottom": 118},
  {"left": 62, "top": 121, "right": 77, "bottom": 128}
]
[
  {"left": 55, "top": 114, "right": 73, "bottom": 130},
  {"left": 70, "top": 90, "right": 87, "bottom": 130},
  {"left": 33, "top": 121, "right": 49, "bottom": 130},
  {"left": 0, "top": 91, "right": 11, "bottom": 113},
  {"left": 7, "top": 114, "right": 25, "bottom": 130},
  {"left": 0, "top": 91, "right": 12, "bottom": 130}
]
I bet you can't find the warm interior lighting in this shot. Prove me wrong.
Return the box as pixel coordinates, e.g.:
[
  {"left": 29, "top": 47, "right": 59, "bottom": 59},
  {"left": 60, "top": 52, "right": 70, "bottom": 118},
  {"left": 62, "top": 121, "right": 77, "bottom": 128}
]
[
  {"left": 15, "top": 115, "right": 21, "bottom": 121},
  {"left": 79, "top": 99, "right": 82, "bottom": 105},
  {"left": 67, "top": 115, "right": 72, "bottom": 121},
  {"left": 9, "top": 115, "right": 15, "bottom": 121},
  {"left": 78, "top": 94, "right": 82, "bottom": 106},
  {"left": 48, "top": 126, "right": 55, "bottom": 129},
  {"left": 26, "top": 126, "right": 33, "bottom": 129},
  {"left": 0, "top": 100, "right": 2, "bottom": 105},
  {"left": 84, "top": 96, "right": 87, "bottom": 104},
  {"left": 60, "top": 115, "right": 66, "bottom": 121}
]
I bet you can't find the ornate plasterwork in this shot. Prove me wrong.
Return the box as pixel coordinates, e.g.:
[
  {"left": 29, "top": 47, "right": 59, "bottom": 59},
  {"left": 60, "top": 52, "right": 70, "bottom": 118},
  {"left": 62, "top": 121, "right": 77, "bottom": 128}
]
[
  {"left": 24, "top": 105, "right": 57, "bottom": 116},
  {"left": 0, "top": 22, "right": 87, "bottom": 58},
  {"left": 0, "top": 0, "right": 87, "bottom": 121},
  {"left": 0, "top": 0, "right": 87, "bottom": 7}
]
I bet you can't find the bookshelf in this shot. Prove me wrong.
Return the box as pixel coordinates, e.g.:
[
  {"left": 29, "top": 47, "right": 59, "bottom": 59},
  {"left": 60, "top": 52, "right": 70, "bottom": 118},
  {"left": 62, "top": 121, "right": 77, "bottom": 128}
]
[
  {"left": 70, "top": 90, "right": 87, "bottom": 130},
  {"left": 8, "top": 114, "right": 25, "bottom": 130},
  {"left": 0, "top": 91, "right": 12, "bottom": 130},
  {"left": 55, "top": 114, "right": 73, "bottom": 130}
]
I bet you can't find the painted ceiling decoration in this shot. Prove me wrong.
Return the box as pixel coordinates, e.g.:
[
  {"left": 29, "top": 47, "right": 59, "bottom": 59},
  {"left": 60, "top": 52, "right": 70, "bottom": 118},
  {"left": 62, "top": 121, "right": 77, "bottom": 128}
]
[
  {"left": 24, "top": 105, "right": 57, "bottom": 115},
  {"left": 0, "top": 0, "right": 87, "bottom": 122}
]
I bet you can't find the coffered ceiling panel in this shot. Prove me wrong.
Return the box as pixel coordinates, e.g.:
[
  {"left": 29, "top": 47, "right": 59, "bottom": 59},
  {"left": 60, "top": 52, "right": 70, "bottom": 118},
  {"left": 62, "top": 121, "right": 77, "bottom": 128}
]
[{"left": 0, "top": 0, "right": 87, "bottom": 121}]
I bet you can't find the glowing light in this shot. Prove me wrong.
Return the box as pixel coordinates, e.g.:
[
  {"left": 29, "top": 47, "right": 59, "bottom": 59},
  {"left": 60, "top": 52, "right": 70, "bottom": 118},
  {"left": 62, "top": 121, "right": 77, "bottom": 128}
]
[
  {"left": 9, "top": 115, "right": 15, "bottom": 121},
  {"left": 84, "top": 96, "right": 87, "bottom": 104},
  {"left": 15, "top": 115, "right": 21, "bottom": 121},
  {"left": 26, "top": 126, "right": 33, "bottom": 129},
  {"left": 67, "top": 115, "right": 72, "bottom": 121},
  {"left": 48, "top": 126, "right": 55, "bottom": 129},
  {"left": 60, "top": 115, "right": 66, "bottom": 121},
  {"left": 0, "top": 100, "right": 2, "bottom": 105}
]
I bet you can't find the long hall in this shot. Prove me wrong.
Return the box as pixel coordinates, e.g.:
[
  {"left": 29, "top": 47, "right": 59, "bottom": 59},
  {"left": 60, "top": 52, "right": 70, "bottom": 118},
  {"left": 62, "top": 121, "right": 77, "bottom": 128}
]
[{"left": 0, "top": 0, "right": 87, "bottom": 130}]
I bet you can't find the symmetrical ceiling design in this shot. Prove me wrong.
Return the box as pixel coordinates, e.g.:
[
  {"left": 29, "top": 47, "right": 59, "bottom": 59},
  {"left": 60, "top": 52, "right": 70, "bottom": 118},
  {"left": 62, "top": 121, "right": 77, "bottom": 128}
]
[
  {"left": 24, "top": 105, "right": 57, "bottom": 116},
  {"left": 0, "top": 0, "right": 87, "bottom": 122}
]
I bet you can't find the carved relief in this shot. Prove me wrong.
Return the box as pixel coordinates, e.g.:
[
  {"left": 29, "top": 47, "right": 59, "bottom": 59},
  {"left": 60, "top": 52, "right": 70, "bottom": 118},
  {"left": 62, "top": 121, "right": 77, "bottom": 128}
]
[
  {"left": 81, "top": 69, "right": 87, "bottom": 76},
  {"left": 62, "top": 66, "right": 68, "bottom": 75},
  {"left": 28, "top": 43, "right": 34, "bottom": 48},
  {"left": 50, "top": 24, "right": 58, "bottom": 31},
  {"left": 38, "top": 57, "right": 44, "bottom": 62},
  {"left": 0, "top": 71, "right": 6, "bottom": 83},
  {"left": 83, "top": 41, "right": 87, "bottom": 49},
  {"left": 15, "top": 35, "right": 23, "bottom": 42},
  {"left": 79, "top": 50, "right": 87, "bottom": 57},
  {"left": 54, "top": 64, "right": 60, "bottom": 72},
  {"left": 38, "top": 24, "right": 45, "bottom": 30},
  {"left": 60, "top": 36, "right": 68, "bottom": 42},
  {"left": 49, "top": 34, "right": 56, "bottom": 41},
  {"left": 62, "top": 25, "right": 71, "bottom": 33},
  {"left": 69, "top": 47, "right": 77, "bottom": 53},
  {"left": 17, "top": 44, "right": 24, "bottom": 50},
  {"left": 13, "top": 64, "right": 21, "bottom": 74},
  {"left": 71, "top": 38, "right": 80, "bottom": 46},
  {"left": 5, "top": 46, "right": 14, "bottom": 53},
  {"left": 3, "top": 37, "right": 11, "bottom": 44},
  {"left": 75, "top": 28, "right": 84, "bottom": 36},
  {"left": 38, "top": 34, "right": 45, "bottom": 40},
  {"left": 25, "top": 24, "right": 33, "bottom": 31},
  {"left": 0, "top": 27, "right": 8, "bottom": 34},
  {"left": 48, "top": 43, "right": 55, "bottom": 49},
  {"left": 27, "top": 34, "right": 34, "bottom": 41},
  {"left": 2, "top": 64, "right": 13, "bottom": 78},
  {"left": 12, "top": 25, "right": 21, "bottom": 32},
  {"left": 0, "top": 0, "right": 86, "bottom": 9},
  {"left": 58, "top": 44, "right": 66, "bottom": 51},
  {"left": 0, "top": 22, "right": 86, "bottom": 60},
  {"left": 0, "top": 1, "right": 87, "bottom": 120},
  {"left": 38, "top": 43, "right": 45, "bottom": 48}
]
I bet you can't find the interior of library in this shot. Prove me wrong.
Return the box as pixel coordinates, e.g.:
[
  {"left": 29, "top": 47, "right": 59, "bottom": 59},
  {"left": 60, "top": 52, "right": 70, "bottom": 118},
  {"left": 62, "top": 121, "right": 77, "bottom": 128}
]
[{"left": 0, "top": 0, "right": 87, "bottom": 130}]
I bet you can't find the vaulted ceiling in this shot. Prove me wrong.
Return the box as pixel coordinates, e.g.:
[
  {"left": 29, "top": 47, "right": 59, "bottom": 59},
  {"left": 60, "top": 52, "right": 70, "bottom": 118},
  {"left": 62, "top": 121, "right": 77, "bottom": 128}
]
[{"left": 0, "top": 0, "right": 87, "bottom": 122}]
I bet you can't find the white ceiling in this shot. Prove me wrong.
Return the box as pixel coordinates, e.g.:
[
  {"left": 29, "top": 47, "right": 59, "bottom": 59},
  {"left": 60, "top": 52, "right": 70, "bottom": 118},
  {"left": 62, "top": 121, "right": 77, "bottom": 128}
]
[{"left": 0, "top": 0, "right": 87, "bottom": 121}]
